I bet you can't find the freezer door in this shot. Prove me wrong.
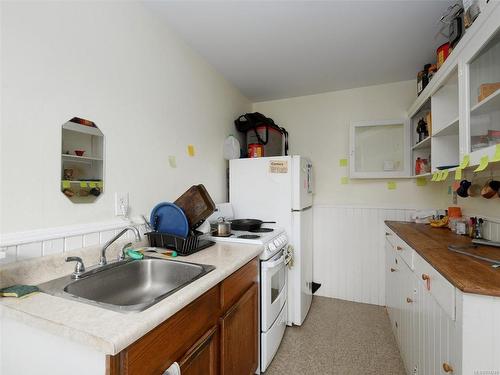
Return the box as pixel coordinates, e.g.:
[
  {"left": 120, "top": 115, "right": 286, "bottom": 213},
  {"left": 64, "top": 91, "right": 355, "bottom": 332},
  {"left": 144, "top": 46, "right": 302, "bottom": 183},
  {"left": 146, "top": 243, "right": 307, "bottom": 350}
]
[
  {"left": 288, "top": 207, "right": 313, "bottom": 326},
  {"left": 292, "top": 156, "right": 313, "bottom": 210},
  {"left": 229, "top": 156, "right": 293, "bottom": 232}
]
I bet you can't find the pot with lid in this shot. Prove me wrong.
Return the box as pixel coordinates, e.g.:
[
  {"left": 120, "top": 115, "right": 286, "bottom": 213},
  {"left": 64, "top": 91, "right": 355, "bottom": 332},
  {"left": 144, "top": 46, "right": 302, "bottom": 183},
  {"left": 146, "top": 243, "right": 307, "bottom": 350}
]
[{"left": 216, "top": 217, "right": 232, "bottom": 237}]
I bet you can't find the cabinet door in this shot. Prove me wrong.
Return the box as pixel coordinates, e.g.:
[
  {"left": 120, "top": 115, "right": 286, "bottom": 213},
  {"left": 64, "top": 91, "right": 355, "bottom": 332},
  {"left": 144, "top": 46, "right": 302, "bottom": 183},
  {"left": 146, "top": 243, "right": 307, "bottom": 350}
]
[
  {"left": 220, "top": 283, "right": 258, "bottom": 375},
  {"left": 398, "top": 260, "right": 415, "bottom": 373},
  {"left": 179, "top": 326, "right": 218, "bottom": 375},
  {"left": 416, "top": 276, "right": 457, "bottom": 375},
  {"left": 385, "top": 238, "right": 397, "bottom": 325}
]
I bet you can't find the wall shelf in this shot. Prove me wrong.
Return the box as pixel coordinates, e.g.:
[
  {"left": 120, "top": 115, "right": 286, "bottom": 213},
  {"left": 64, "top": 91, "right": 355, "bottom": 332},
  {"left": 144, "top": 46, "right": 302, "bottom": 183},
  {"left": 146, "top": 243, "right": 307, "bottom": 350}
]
[
  {"left": 62, "top": 121, "right": 104, "bottom": 137},
  {"left": 62, "top": 154, "right": 103, "bottom": 162},
  {"left": 470, "top": 88, "right": 500, "bottom": 116},
  {"left": 433, "top": 117, "right": 459, "bottom": 137},
  {"left": 412, "top": 137, "right": 431, "bottom": 150}
]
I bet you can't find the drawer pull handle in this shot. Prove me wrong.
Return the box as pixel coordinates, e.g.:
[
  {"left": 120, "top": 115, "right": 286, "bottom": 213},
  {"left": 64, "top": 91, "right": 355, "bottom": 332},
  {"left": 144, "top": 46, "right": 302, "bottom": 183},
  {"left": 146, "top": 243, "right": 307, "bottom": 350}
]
[
  {"left": 406, "top": 297, "right": 413, "bottom": 303},
  {"left": 442, "top": 362, "right": 454, "bottom": 373},
  {"left": 422, "top": 273, "right": 431, "bottom": 290},
  {"left": 396, "top": 246, "right": 403, "bottom": 251},
  {"left": 390, "top": 268, "right": 397, "bottom": 272}
]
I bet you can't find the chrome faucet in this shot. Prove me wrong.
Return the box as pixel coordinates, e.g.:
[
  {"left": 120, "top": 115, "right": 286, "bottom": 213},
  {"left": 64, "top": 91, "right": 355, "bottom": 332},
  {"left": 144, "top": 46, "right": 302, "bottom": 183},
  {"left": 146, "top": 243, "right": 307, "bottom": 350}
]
[{"left": 99, "top": 226, "right": 141, "bottom": 266}]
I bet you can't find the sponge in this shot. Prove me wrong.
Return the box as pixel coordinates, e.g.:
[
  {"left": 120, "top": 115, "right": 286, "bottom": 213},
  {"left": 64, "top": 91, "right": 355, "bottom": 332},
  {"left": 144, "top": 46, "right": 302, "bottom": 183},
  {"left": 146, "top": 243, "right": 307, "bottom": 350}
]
[{"left": 0, "top": 284, "right": 39, "bottom": 298}]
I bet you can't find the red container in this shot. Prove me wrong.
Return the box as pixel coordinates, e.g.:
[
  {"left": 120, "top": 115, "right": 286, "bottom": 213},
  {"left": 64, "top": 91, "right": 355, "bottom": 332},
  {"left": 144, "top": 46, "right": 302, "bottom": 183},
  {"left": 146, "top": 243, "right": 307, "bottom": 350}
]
[
  {"left": 437, "top": 43, "right": 450, "bottom": 69},
  {"left": 248, "top": 143, "right": 264, "bottom": 158}
]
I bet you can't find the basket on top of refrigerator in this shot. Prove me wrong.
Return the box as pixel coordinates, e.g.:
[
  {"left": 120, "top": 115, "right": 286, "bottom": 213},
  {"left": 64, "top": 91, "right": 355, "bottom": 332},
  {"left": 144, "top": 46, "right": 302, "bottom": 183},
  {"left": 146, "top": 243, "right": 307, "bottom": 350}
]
[{"left": 234, "top": 112, "right": 289, "bottom": 158}]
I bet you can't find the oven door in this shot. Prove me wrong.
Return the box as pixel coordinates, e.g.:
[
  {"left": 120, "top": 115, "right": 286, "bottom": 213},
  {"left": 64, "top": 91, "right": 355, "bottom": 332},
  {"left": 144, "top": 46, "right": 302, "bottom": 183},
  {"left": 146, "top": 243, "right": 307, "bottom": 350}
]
[{"left": 261, "top": 249, "right": 287, "bottom": 331}]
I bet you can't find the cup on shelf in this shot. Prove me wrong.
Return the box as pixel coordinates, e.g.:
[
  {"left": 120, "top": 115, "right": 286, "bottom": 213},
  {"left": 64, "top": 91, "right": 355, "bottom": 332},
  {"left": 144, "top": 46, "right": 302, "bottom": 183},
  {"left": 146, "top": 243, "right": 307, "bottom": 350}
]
[
  {"left": 481, "top": 180, "right": 500, "bottom": 199},
  {"left": 456, "top": 180, "right": 471, "bottom": 198},
  {"left": 74, "top": 150, "right": 85, "bottom": 156}
]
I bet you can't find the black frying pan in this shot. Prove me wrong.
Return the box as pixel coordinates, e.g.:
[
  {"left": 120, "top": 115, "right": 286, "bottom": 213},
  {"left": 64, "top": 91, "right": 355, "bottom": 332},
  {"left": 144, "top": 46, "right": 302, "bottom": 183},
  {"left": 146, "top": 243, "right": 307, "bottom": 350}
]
[{"left": 230, "top": 219, "right": 276, "bottom": 231}]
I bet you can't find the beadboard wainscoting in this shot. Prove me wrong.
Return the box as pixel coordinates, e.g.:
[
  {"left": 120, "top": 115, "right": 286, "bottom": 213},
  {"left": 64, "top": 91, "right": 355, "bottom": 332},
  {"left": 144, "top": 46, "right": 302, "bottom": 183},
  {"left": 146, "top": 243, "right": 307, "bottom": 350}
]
[
  {"left": 0, "top": 219, "right": 147, "bottom": 264},
  {"left": 313, "top": 205, "right": 417, "bottom": 306}
]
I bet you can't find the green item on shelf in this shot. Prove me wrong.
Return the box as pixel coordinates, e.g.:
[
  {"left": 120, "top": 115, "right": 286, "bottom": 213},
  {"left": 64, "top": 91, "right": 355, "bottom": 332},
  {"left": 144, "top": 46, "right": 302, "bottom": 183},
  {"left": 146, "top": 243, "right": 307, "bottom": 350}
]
[
  {"left": 127, "top": 249, "right": 144, "bottom": 260},
  {"left": 0, "top": 284, "right": 39, "bottom": 298}
]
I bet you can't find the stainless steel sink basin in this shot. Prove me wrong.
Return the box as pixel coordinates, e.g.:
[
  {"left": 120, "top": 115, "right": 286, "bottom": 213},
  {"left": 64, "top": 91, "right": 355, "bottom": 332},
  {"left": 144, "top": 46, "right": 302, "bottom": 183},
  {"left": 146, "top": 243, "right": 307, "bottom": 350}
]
[{"left": 38, "top": 257, "right": 215, "bottom": 313}]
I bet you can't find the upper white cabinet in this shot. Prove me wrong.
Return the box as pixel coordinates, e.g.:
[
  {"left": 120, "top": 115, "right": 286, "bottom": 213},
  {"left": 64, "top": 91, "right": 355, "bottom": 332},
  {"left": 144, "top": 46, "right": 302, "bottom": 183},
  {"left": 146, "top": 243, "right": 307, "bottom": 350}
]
[
  {"left": 466, "top": 24, "right": 500, "bottom": 159},
  {"left": 349, "top": 120, "right": 410, "bottom": 178},
  {"left": 351, "top": 2, "right": 500, "bottom": 179}
]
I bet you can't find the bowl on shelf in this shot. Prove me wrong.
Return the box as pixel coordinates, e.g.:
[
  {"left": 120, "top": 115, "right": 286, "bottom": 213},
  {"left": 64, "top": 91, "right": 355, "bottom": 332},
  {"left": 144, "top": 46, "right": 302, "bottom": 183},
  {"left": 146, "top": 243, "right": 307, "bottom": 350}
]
[{"left": 74, "top": 150, "right": 85, "bottom": 156}]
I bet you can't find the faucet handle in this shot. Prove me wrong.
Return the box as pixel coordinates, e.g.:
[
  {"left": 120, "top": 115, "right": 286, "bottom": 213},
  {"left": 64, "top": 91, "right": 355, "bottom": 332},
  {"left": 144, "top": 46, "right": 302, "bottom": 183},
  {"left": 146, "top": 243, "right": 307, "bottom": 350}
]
[
  {"left": 119, "top": 242, "right": 133, "bottom": 261},
  {"left": 66, "top": 256, "right": 85, "bottom": 279}
]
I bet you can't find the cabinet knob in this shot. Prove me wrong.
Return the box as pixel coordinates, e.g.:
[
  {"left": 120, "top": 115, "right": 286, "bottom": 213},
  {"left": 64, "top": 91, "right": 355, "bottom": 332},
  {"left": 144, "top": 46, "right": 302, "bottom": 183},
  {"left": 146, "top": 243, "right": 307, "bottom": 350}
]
[
  {"left": 396, "top": 246, "right": 403, "bottom": 251},
  {"left": 442, "top": 362, "right": 454, "bottom": 373},
  {"left": 421, "top": 273, "right": 431, "bottom": 290},
  {"left": 390, "top": 268, "right": 397, "bottom": 272},
  {"left": 385, "top": 232, "right": 391, "bottom": 236},
  {"left": 406, "top": 297, "right": 413, "bottom": 303}
]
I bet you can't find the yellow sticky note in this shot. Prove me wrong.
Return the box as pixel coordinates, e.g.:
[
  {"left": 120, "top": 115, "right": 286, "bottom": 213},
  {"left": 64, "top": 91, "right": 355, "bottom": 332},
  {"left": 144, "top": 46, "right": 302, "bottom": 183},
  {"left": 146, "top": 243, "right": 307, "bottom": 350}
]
[
  {"left": 416, "top": 177, "right": 427, "bottom": 186},
  {"left": 80, "top": 181, "right": 87, "bottom": 188},
  {"left": 89, "top": 182, "right": 97, "bottom": 188},
  {"left": 168, "top": 155, "right": 177, "bottom": 168},
  {"left": 187, "top": 145, "right": 195, "bottom": 157},
  {"left": 459, "top": 155, "right": 470, "bottom": 169},
  {"left": 431, "top": 173, "right": 438, "bottom": 182},
  {"left": 455, "top": 168, "right": 462, "bottom": 180},
  {"left": 340, "top": 177, "right": 349, "bottom": 185},
  {"left": 492, "top": 144, "right": 500, "bottom": 163},
  {"left": 97, "top": 181, "right": 103, "bottom": 188},
  {"left": 387, "top": 181, "right": 397, "bottom": 190},
  {"left": 339, "top": 158, "right": 348, "bottom": 167},
  {"left": 441, "top": 170, "right": 449, "bottom": 181},
  {"left": 62, "top": 180, "right": 71, "bottom": 189},
  {"left": 474, "top": 155, "right": 489, "bottom": 172}
]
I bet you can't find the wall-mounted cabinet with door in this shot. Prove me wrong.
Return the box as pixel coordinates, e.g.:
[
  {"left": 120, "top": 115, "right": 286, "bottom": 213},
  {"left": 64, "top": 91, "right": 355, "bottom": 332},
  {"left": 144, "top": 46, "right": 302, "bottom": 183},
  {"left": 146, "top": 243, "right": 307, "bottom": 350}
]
[{"left": 350, "top": 2, "right": 500, "bottom": 179}]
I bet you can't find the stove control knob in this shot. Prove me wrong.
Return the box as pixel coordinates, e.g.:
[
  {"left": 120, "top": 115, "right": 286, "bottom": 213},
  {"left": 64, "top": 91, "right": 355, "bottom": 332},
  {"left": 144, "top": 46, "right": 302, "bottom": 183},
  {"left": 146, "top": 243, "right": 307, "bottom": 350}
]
[
  {"left": 274, "top": 239, "right": 281, "bottom": 247},
  {"left": 268, "top": 243, "right": 276, "bottom": 251}
]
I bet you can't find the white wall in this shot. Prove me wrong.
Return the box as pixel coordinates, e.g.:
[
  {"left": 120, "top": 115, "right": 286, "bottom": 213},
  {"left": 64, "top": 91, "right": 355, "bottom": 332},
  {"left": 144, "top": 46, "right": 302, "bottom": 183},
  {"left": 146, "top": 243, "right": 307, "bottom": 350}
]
[
  {"left": 254, "top": 80, "right": 447, "bottom": 208},
  {"left": 0, "top": 1, "right": 250, "bottom": 235}
]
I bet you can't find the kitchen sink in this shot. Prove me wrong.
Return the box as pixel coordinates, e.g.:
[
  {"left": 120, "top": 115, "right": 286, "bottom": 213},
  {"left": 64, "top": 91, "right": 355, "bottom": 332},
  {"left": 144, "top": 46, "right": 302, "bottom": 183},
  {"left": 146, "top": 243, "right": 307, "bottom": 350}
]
[{"left": 38, "top": 257, "right": 215, "bottom": 313}]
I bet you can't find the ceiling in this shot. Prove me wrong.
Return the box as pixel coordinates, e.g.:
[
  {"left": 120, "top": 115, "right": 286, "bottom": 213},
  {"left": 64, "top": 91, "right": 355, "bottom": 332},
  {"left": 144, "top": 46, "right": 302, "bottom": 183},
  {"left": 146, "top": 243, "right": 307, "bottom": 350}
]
[{"left": 145, "top": 1, "right": 455, "bottom": 102}]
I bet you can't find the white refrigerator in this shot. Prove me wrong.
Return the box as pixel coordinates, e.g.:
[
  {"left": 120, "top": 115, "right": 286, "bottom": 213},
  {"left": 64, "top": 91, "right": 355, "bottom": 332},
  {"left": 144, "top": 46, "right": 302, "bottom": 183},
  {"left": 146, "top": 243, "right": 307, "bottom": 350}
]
[{"left": 229, "top": 155, "right": 313, "bottom": 326}]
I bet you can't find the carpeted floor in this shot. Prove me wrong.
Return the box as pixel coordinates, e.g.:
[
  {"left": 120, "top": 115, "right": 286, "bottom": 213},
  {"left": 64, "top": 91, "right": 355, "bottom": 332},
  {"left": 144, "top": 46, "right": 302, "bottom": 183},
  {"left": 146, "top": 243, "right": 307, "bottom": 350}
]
[{"left": 265, "top": 296, "right": 406, "bottom": 375}]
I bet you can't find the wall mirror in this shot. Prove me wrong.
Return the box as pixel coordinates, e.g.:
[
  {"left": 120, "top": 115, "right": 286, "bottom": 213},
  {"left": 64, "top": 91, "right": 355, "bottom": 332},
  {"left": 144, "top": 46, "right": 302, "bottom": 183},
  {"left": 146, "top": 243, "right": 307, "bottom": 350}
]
[{"left": 61, "top": 117, "right": 104, "bottom": 203}]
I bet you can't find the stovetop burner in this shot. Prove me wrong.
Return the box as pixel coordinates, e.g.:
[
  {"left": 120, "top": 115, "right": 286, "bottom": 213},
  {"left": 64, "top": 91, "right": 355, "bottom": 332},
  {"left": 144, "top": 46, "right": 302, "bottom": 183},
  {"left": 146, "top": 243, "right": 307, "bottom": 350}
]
[
  {"left": 249, "top": 228, "right": 274, "bottom": 233},
  {"left": 238, "top": 234, "right": 261, "bottom": 239}
]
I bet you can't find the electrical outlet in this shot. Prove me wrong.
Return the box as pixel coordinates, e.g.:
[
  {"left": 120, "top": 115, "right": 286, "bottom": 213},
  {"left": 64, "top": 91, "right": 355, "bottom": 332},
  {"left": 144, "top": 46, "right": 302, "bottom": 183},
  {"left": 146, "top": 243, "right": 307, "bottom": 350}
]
[{"left": 115, "top": 192, "right": 129, "bottom": 216}]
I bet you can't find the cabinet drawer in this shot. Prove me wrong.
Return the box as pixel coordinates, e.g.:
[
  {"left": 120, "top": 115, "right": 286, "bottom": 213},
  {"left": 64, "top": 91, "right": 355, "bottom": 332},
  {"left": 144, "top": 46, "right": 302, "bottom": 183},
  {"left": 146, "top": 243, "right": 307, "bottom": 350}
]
[
  {"left": 120, "top": 286, "right": 220, "bottom": 375},
  {"left": 394, "top": 238, "right": 414, "bottom": 270},
  {"left": 220, "top": 258, "right": 258, "bottom": 312},
  {"left": 384, "top": 228, "right": 398, "bottom": 248},
  {"left": 414, "top": 253, "right": 456, "bottom": 320},
  {"left": 385, "top": 227, "right": 414, "bottom": 270}
]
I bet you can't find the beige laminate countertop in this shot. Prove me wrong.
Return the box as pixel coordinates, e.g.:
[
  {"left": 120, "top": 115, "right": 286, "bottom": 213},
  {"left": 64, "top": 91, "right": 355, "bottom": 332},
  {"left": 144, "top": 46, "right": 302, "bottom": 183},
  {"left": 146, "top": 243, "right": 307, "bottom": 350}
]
[{"left": 0, "top": 242, "right": 262, "bottom": 355}]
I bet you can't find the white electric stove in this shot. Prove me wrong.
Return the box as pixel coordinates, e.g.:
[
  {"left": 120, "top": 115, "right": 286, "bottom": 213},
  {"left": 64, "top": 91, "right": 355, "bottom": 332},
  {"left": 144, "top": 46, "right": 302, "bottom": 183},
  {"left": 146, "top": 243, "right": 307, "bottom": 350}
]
[
  {"left": 204, "top": 225, "right": 287, "bottom": 261},
  {"left": 203, "top": 205, "right": 288, "bottom": 373}
]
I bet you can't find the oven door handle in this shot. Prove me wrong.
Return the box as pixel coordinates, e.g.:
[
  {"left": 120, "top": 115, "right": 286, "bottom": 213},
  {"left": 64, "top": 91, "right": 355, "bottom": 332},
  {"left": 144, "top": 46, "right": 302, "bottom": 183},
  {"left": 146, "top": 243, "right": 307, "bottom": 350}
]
[{"left": 262, "top": 255, "right": 285, "bottom": 270}]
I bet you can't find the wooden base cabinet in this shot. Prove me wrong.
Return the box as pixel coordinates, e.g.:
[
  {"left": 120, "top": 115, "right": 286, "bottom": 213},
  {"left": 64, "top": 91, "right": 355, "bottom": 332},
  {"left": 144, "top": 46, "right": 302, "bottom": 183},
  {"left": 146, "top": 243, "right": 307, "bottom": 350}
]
[
  {"left": 107, "top": 258, "right": 259, "bottom": 375},
  {"left": 179, "top": 326, "right": 219, "bottom": 375},
  {"left": 220, "top": 283, "right": 258, "bottom": 375}
]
